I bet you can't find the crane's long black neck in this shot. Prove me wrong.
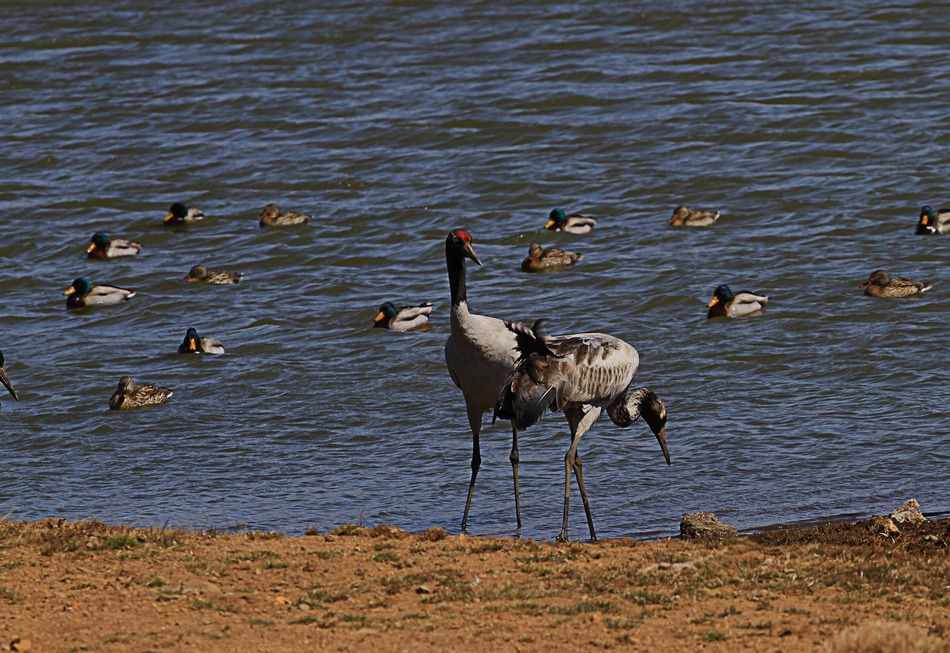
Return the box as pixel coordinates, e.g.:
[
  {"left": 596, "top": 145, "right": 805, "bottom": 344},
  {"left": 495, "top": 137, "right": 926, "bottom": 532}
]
[{"left": 446, "top": 245, "right": 468, "bottom": 307}]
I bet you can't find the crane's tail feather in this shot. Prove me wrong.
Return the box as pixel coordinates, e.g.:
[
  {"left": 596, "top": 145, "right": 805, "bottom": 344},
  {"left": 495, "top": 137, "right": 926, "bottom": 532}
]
[
  {"left": 494, "top": 318, "right": 562, "bottom": 429},
  {"left": 504, "top": 319, "right": 557, "bottom": 362},
  {"left": 494, "top": 380, "right": 557, "bottom": 430}
]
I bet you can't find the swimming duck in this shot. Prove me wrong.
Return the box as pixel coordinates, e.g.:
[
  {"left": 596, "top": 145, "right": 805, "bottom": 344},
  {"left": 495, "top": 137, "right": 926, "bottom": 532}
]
[
  {"left": 65, "top": 277, "right": 136, "bottom": 308},
  {"left": 706, "top": 284, "right": 769, "bottom": 319},
  {"left": 86, "top": 231, "right": 142, "bottom": 259},
  {"left": 373, "top": 301, "right": 433, "bottom": 331},
  {"left": 182, "top": 265, "right": 243, "bottom": 284},
  {"left": 164, "top": 202, "right": 205, "bottom": 225},
  {"left": 860, "top": 270, "right": 931, "bottom": 297},
  {"left": 545, "top": 208, "right": 597, "bottom": 234},
  {"left": 916, "top": 205, "right": 950, "bottom": 235},
  {"left": 258, "top": 203, "right": 311, "bottom": 227},
  {"left": 521, "top": 242, "right": 584, "bottom": 272},
  {"left": 668, "top": 206, "right": 721, "bottom": 226},
  {"left": 108, "top": 375, "right": 173, "bottom": 410},
  {"left": 178, "top": 327, "right": 226, "bottom": 354},
  {"left": 0, "top": 350, "right": 19, "bottom": 410}
]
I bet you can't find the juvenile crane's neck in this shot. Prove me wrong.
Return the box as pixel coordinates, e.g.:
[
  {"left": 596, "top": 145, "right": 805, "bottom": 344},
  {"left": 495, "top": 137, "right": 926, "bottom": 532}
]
[{"left": 607, "top": 388, "right": 671, "bottom": 465}]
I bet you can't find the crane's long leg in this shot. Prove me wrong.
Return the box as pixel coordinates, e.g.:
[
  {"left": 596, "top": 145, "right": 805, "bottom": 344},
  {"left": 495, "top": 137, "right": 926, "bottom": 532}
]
[
  {"left": 460, "top": 405, "right": 484, "bottom": 531},
  {"left": 461, "top": 430, "right": 480, "bottom": 531},
  {"left": 558, "top": 406, "right": 602, "bottom": 542},
  {"left": 557, "top": 435, "right": 576, "bottom": 542},
  {"left": 572, "top": 454, "right": 596, "bottom": 541},
  {"left": 509, "top": 421, "right": 522, "bottom": 529},
  {"left": 573, "top": 407, "right": 601, "bottom": 541}
]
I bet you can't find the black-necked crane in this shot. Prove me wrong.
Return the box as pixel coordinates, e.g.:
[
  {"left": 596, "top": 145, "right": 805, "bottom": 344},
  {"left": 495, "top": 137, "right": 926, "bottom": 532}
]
[
  {"left": 443, "top": 229, "right": 525, "bottom": 531},
  {"left": 494, "top": 320, "right": 670, "bottom": 542}
]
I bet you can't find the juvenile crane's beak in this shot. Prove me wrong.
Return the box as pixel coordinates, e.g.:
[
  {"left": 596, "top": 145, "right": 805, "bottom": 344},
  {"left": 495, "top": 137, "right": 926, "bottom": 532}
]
[
  {"left": 654, "top": 427, "right": 670, "bottom": 466},
  {"left": 0, "top": 367, "right": 18, "bottom": 401}
]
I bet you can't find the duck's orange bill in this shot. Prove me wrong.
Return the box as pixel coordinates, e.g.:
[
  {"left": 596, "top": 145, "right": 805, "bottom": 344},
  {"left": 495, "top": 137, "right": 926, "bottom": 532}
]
[
  {"left": 164, "top": 213, "right": 175, "bottom": 223},
  {"left": 544, "top": 219, "right": 556, "bottom": 229},
  {"left": 64, "top": 286, "right": 76, "bottom": 295},
  {"left": 86, "top": 243, "right": 97, "bottom": 253},
  {"left": 706, "top": 296, "right": 720, "bottom": 307},
  {"left": 373, "top": 312, "right": 386, "bottom": 322}
]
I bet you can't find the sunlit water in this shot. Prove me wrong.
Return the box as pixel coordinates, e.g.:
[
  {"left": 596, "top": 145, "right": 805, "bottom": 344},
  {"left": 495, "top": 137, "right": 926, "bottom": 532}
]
[{"left": 1, "top": 1, "right": 947, "bottom": 540}]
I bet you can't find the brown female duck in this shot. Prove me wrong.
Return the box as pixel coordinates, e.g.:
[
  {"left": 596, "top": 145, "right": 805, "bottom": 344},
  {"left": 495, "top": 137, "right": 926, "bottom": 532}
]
[
  {"left": 108, "top": 376, "right": 173, "bottom": 410},
  {"left": 521, "top": 242, "right": 583, "bottom": 272},
  {"left": 860, "top": 270, "right": 931, "bottom": 297}
]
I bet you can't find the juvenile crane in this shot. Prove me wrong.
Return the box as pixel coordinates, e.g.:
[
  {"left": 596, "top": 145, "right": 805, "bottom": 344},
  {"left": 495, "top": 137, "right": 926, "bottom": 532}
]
[
  {"left": 443, "top": 229, "right": 526, "bottom": 531},
  {"left": 495, "top": 320, "right": 670, "bottom": 542}
]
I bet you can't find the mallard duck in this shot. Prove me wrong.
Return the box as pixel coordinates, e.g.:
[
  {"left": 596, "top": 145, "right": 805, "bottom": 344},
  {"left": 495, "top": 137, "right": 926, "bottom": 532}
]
[
  {"left": 521, "top": 242, "right": 583, "bottom": 272},
  {"left": 860, "top": 270, "right": 931, "bottom": 297},
  {"left": 545, "top": 208, "right": 597, "bottom": 234},
  {"left": 258, "top": 203, "right": 311, "bottom": 227},
  {"left": 65, "top": 277, "right": 136, "bottom": 308},
  {"left": 373, "top": 301, "right": 433, "bottom": 331},
  {"left": 178, "top": 327, "right": 225, "bottom": 354},
  {"left": 108, "top": 375, "right": 173, "bottom": 410},
  {"left": 182, "top": 265, "right": 243, "bottom": 284},
  {"left": 668, "top": 206, "right": 721, "bottom": 226},
  {"left": 163, "top": 202, "right": 205, "bottom": 225},
  {"left": 916, "top": 205, "right": 950, "bottom": 235},
  {"left": 706, "top": 284, "right": 769, "bottom": 319},
  {"left": 0, "top": 350, "right": 19, "bottom": 411},
  {"left": 86, "top": 232, "right": 142, "bottom": 259}
]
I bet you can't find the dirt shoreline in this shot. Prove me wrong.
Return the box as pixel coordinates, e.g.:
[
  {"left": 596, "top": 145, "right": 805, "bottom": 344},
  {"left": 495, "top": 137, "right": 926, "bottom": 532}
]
[{"left": 1, "top": 516, "right": 947, "bottom": 652}]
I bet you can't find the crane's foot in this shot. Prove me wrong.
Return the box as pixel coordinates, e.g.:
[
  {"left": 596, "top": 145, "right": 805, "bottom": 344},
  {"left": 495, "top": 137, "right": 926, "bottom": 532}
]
[{"left": 555, "top": 530, "right": 569, "bottom": 542}]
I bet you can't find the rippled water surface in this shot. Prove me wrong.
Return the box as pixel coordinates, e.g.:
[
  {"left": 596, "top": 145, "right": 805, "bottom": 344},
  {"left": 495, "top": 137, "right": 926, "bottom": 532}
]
[{"left": 2, "top": 1, "right": 948, "bottom": 540}]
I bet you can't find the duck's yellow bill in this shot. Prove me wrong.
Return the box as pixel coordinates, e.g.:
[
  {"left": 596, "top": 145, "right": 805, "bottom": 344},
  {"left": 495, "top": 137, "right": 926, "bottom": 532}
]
[
  {"left": 164, "top": 213, "right": 175, "bottom": 223},
  {"left": 373, "top": 312, "right": 386, "bottom": 322},
  {"left": 706, "top": 297, "right": 720, "bottom": 307},
  {"left": 544, "top": 219, "right": 556, "bottom": 229},
  {"left": 86, "top": 243, "right": 97, "bottom": 253},
  {"left": 64, "top": 286, "right": 76, "bottom": 295}
]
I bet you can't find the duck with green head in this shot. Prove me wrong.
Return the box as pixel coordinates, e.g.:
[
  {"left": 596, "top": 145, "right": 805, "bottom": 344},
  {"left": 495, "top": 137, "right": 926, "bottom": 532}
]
[
  {"left": 87, "top": 231, "right": 142, "bottom": 259},
  {"left": 64, "top": 277, "right": 136, "bottom": 308},
  {"left": 0, "top": 350, "right": 19, "bottom": 411},
  {"left": 706, "top": 284, "right": 769, "bottom": 319},
  {"left": 916, "top": 205, "right": 950, "bottom": 235},
  {"left": 373, "top": 301, "right": 433, "bottom": 331},
  {"left": 860, "top": 270, "right": 931, "bottom": 297},
  {"left": 164, "top": 202, "right": 205, "bottom": 226},
  {"left": 178, "top": 327, "right": 226, "bottom": 354},
  {"left": 109, "top": 375, "right": 173, "bottom": 410},
  {"left": 544, "top": 208, "right": 597, "bottom": 234}
]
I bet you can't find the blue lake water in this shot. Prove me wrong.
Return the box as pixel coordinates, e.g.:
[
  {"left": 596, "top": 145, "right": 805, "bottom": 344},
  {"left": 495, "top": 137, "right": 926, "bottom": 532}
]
[{"left": 1, "top": 1, "right": 947, "bottom": 540}]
